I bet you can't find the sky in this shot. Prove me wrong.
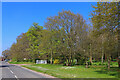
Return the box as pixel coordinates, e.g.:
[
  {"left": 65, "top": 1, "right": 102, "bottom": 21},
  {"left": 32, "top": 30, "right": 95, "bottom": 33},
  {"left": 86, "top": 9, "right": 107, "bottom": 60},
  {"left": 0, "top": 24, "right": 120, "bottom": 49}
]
[
  {"left": 2, "top": 2, "right": 97, "bottom": 56},
  {"left": 2, "top": 0, "right": 97, "bottom": 2}
]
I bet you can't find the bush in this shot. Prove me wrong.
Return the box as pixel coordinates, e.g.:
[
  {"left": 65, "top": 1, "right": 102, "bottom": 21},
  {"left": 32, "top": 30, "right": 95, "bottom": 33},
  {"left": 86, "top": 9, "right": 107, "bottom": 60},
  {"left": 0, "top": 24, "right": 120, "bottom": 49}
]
[
  {"left": 99, "top": 63, "right": 101, "bottom": 65},
  {"left": 77, "top": 59, "right": 85, "bottom": 65},
  {"left": 88, "top": 61, "right": 92, "bottom": 65},
  {"left": 54, "top": 59, "right": 60, "bottom": 64},
  {"left": 11, "top": 58, "right": 17, "bottom": 62},
  {"left": 92, "top": 60, "right": 96, "bottom": 62},
  {"left": 112, "top": 59, "right": 117, "bottom": 62},
  {"left": 92, "top": 62, "right": 103, "bottom": 65}
]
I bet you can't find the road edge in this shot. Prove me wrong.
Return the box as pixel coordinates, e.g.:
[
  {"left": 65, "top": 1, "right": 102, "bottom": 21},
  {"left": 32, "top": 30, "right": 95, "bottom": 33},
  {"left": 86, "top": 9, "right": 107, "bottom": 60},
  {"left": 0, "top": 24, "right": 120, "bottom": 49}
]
[{"left": 7, "top": 62, "right": 58, "bottom": 78}]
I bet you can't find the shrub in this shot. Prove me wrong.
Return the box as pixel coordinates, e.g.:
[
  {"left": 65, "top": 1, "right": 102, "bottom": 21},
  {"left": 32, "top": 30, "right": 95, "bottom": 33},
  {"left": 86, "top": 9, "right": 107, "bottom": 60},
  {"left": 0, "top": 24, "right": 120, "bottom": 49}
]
[
  {"left": 99, "top": 63, "right": 101, "bottom": 65},
  {"left": 54, "top": 59, "right": 60, "bottom": 64},
  {"left": 112, "top": 59, "right": 117, "bottom": 62},
  {"left": 77, "top": 59, "right": 85, "bottom": 65},
  {"left": 88, "top": 62, "right": 92, "bottom": 65},
  {"left": 92, "top": 60, "right": 96, "bottom": 62}
]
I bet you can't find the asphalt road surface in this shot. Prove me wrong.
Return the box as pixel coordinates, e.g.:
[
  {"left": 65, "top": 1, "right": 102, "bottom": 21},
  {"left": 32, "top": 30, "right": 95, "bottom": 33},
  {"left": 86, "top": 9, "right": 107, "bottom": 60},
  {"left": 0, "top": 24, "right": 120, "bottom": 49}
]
[{"left": 0, "top": 61, "right": 56, "bottom": 79}]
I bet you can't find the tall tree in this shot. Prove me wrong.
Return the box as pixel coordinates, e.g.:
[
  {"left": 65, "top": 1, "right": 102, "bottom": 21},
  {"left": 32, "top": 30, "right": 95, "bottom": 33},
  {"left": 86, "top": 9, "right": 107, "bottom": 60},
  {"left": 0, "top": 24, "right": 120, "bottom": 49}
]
[
  {"left": 45, "top": 10, "right": 88, "bottom": 66},
  {"left": 38, "top": 29, "right": 59, "bottom": 64},
  {"left": 91, "top": 2, "right": 119, "bottom": 69},
  {"left": 26, "top": 23, "right": 43, "bottom": 62},
  {"left": 9, "top": 33, "right": 30, "bottom": 61},
  {"left": 2, "top": 49, "right": 11, "bottom": 60}
]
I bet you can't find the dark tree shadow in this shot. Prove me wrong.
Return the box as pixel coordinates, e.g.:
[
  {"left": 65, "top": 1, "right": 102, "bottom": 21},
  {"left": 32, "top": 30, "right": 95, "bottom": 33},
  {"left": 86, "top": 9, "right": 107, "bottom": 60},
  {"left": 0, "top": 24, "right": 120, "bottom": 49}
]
[
  {"left": 95, "top": 67, "right": 120, "bottom": 78},
  {"left": 0, "top": 65, "right": 15, "bottom": 68}
]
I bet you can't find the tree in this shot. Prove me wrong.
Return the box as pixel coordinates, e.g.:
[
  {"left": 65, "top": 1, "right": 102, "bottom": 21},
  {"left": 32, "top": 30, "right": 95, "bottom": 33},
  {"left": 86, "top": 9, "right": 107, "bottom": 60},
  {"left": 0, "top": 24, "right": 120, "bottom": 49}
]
[
  {"left": 16, "top": 33, "right": 31, "bottom": 60},
  {"left": 9, "top": 33, "right": 30, "bottom": 61},
  {"left": 38, "top": 29, "right": 59, "bottom": 64},
  {"left": 26, "top": 23, "right": 43, "bottom": 62},
  {"left": 2, "top": 49, "right": 11, "bottom": 60},
  {"left": 90, "top": 2, "right": 119, "bottom": 69},
  {"left": 45, "top": 10, "right": 88, "bottom": 66}
]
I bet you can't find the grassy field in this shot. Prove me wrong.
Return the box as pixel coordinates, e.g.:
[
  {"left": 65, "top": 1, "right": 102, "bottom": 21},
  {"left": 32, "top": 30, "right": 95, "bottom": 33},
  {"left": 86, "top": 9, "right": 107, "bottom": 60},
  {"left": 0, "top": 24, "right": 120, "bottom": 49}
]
[{"left": 22, "top": 62, "right": 120, "bottom": 79}]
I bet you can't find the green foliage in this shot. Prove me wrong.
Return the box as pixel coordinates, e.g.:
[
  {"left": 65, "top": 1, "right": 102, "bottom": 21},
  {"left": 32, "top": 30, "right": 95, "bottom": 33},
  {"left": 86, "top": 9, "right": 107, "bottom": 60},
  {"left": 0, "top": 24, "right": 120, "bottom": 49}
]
[
  {"left": 90, "top": 2, "right": 119, "bottom": 69},
  {"left": 77, "top": 59, "right": 85, "bottom": 65},
  {"left": 112, "top": 59, "right": 117, "bottom": 62},
  {"left": 54, "top": 59, "right": 60, "bottom": 64}
]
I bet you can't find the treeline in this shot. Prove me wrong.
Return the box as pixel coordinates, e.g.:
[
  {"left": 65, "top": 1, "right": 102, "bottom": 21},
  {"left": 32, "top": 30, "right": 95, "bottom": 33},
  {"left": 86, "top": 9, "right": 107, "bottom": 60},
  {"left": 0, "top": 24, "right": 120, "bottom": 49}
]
[{"left": 2, "top": 2, "right": 120, "bottom": 69}]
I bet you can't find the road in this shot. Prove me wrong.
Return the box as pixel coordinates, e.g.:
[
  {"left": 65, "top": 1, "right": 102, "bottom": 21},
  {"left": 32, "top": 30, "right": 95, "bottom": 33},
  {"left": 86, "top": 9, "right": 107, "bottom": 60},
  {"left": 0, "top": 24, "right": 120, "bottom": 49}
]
[{"left": 0, "top": 61, "right": 55, "bottom": 79}]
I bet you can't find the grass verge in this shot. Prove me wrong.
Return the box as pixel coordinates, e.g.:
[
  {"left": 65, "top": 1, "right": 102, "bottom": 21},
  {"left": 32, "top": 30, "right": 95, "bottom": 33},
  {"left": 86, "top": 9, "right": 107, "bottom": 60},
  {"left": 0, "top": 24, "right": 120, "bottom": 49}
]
[
  {"left": 22, "top": 64, "right": 120, "bottom": 78},
  {"left": 9, "top": 61, "right": 34, "bottom": 64}
]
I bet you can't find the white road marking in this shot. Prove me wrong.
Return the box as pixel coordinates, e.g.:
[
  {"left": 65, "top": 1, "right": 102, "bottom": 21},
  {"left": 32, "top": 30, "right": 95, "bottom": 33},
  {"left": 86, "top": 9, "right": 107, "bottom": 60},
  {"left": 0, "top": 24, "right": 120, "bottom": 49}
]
[
  {"left": 14, "top": 75, "right": 18, "bottom": 78},
  {"left": 7, "top": 66, "right": 19, "bottom": 79},
  {"left": 10, "top": 70, "right": 14, "bottom": 74}
]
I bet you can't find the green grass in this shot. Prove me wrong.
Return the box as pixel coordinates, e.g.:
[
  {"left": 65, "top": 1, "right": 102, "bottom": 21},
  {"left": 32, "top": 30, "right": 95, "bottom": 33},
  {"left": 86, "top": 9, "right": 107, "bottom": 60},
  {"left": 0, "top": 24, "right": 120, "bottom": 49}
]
[
  {"left": 92, "top": 61, "right": 118, "bottom": 67},
  {"left": 9, "top": 61, "right": 34, "bottom": 64},
  {"left": 22, "top": 63, "right": 120, "bottom": 78}
]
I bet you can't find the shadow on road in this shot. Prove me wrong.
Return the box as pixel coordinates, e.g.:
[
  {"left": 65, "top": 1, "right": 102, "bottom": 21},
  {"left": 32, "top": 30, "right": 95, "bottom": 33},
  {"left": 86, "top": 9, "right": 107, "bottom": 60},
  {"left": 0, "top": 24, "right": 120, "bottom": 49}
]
[{"left": 0, "top": 65, "right": 15, "bottom": 68}]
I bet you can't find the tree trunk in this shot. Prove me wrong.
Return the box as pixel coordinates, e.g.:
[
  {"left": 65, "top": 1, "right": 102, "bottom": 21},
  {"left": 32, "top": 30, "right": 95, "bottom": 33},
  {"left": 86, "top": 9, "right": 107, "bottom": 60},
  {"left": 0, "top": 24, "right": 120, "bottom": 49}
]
[
  {"left": 118, "top": 56, "right": 120, "bottom": 68},
  {"left": 85, "top": 61, "right": 88, "bottom": 68},
  {"left": 67, "top": 58, "right": 70, "bottom": 66},
  {"left": 69, "top": 59, "right": 71, "bottom": 66},
  {"left": 50, "top": 57, "right": 52, "bottom": 64},
  {"left": 118, "top": 1, "right": 120, "bottom": 68},
  {"left": 90, "top": 43, "right": 93, "bottom": 63},
  {"left": 118, "top": 59, "right": 120, "bottom": 68},
  {"left": 69, "top": 56, "right": 72, "bottom": 66},
  {"left": 50, "top": 51, "right": 53, "bottom": 64},
  {"left": 101, "top": 35, "right": 104, "bottom": 64},
  {"left": 72, "top": 59, "right": 74, "bottom": 65},
  {"left": 90, "top": 55, "right": 93, "bottom": 64},
  {"left": 105, "top": 54, "right": 107, "bottom": 61},
  {"left": 66, "top": 59, "right": 68, "bottom": 66},
  {"left": 108, "top": 57, "right": 110, "bottom": 69},
  {"left": 101, "top": 52, "right": 104, "bottom": 64}
]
